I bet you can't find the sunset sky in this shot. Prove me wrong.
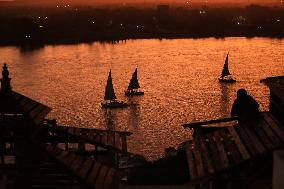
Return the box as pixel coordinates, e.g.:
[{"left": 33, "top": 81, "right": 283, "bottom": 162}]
[{"left": 1, "top": 0, "right": 281, "bottom": 5}]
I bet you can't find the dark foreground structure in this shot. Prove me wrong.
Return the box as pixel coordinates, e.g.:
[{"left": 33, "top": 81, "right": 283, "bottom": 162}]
[
  {"left": 183, "top": 76, "right": 284, "bottom": 189},
  {"left": 0, "top": 64, "right": 132, "bottom": 188}
]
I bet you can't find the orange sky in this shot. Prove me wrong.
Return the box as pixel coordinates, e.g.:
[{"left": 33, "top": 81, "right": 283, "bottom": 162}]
[
  {"left": 1, "top": 0, "right": 281, "bottom": 6},
  {"left": 3, "top": 0, "right": 278, "bottom": 3}
]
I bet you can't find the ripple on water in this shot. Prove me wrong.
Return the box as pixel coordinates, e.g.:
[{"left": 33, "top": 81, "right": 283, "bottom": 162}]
[{"left": 1, "top": 37, "right": 284, "bottom": 160}]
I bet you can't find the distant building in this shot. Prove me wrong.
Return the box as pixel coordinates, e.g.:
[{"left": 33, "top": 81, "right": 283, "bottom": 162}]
[{"left": 156, "top": 4, "right": 170, "bottom": 15}]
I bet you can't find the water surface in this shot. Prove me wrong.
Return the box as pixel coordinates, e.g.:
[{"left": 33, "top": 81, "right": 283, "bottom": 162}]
[{"left": 1, "top": 37, "right": 283, "bottom": 160}]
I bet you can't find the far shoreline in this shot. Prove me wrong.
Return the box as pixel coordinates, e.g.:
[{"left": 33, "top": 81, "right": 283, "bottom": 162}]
[{"left": 0, "top": 35, "right": 283, "bottom": 48}]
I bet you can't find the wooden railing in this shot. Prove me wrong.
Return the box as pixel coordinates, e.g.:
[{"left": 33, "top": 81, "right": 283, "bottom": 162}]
[
  {"left": 183, "top": 117, "right": 239, "bottom": 129},
  {"left": 183, "top": 112, "right": 284, "bottom": 183},
  {"left": 43, "top": 120, "right": 132, "bottom": 154}
]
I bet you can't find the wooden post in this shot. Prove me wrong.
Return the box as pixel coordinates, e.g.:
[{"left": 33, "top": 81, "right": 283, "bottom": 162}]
[
  {"left": 65, "top": 143, "right": 69, "bottom": 151},
  {"left": 120, "top": 134, "right": 127, "bottom": 152},
  {"left": 112, "top": 131, "right": 115, "bottom": 146},
  {"left": 78, "top": 142, "right": 85, "bottom": 152},
  {"left": 0, "top": 142, "right": 5, "bottom": 164}
]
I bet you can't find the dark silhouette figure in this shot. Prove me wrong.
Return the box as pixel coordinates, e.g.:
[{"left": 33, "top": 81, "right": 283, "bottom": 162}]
[
  {"left": 0, "top": 64, "right": 12, "bottom": 94},
  {"left": 231, "top": 89, "right": 260, "bottom": 120}
]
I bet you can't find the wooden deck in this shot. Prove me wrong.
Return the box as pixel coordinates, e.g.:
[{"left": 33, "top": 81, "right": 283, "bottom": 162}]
[
  {"left": 0, "top": 138, "right": 90, "bottom": 189},
  {"left": 1, "top": 119, "right": 131, "bottom": 189},
  {"left": 45, "top": 145, "right": 119, "bottom": 189},
  {"left": 0, "top": 64, "right": 129, "bottom": 189},
  {"left": 183, "top": 112, "right": 284, "bottom": 181},
  {"left": 0, "top": 91, "right": 51, "bottom": 125}
]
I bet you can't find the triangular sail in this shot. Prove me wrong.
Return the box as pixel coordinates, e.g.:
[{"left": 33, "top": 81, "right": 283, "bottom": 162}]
[
  {"left": 128, "top": 68, "right": 140, "bottom": 90},
  {"left": 104, "top": 70, "right": 117, "bottom": 100},
  {"left": 221, "top": 54, "right": 231, "bottom": 78}
]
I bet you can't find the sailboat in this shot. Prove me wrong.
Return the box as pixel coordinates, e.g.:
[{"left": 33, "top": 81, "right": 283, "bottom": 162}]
[
  {"left": 125, "top": 68, "right": 144, "bottom": 96},
  {"left": 219, "top": 53, "right": 236, "bottom": 83},
  {"left": 101, "top": 70, "right": 128, "bottom": 108}
]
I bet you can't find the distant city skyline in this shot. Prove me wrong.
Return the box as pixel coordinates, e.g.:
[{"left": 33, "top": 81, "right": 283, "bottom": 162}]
[{"left": 1, "top": 0, "right": 282, "bottom": 6}]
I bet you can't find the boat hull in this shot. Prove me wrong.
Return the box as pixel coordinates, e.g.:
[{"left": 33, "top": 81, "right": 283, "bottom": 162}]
[
  {"left": 125, "top": 90, "right": 144, "bottom": 96},
  {"left": 101, "top": 101, "right": 129, "bottom": 108},
  {"left": 219, "top": 78, "right": 236, "bottom": 83}
]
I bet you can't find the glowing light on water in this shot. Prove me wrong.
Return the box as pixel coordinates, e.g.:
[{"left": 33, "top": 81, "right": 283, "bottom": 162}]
[{"left": 1, "top": 38, "right": 283, "bottom": 160}]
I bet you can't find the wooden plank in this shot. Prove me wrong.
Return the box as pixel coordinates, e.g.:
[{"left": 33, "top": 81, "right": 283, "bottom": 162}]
[
  {"left": 227, "top": 127, "right": 250, "bottom": 160},
  {"left": 87, "top": 162, "right": 102, "bottom": 185},
  {"left": 71, "top": 156, "right": 84, "bottom": 172},
  {"left": 263, "top": 113, "right": 284, "bottom": 143},
  {"left": 78, "top": 159, "right": 94, "bottom": 178},
  {"left": 114, "top": 133, "right": 121, "bottom": 149},
  {"left": 73, "top": 156, "right": 85, "bottom": 173},
  {"left": 202, "top": 120, "right": 238, "bottom": 127},
  {"left": 18, "top": 96, "right": 31, "bottom": 106},
  {"left": 206, "top": 133, "right": 224, "bottom": 171},
  {"left": 101, "top": 133, "right": 107, "bottom": 145},
  {"left": 92, "top": 133, "right": 100, "bottom": 143},
  {"left": 205, "top": 133, "right": 223, "bottom": 171},
  {"left": 268, "top": 112, "right": 283, "bottom": 127},
  {"left": 219, "top": 129, "right": 243, "bottom": 164},
  {"left": 102, "top": 167, "right": 116, "bottom": 189},
  {"left": 121, "top": 135, "right": 128, "bottom": 152},
  {"left": 241, "top": 124, "right": 266, "bottom": 154},
  {"left": 47, "top": 124, "right": 132, "bottom": 135},
  {"left": 67, "top": 128, "right": 75, "bottom": 135},
  {"left": 185, "top": 142, "right": 197, "bottom": 179},
  {"left": 64, "top": 153, "right": 77, "bottom": 166},
  {"left": 251, "top": 120, "right": 275, "bottom": 150},
  {"left": 68, "top": 155, "right": 80, "bottom": 169},
  {"left": 234, "top": 125, "right": 259, "bottom": 156},
  {"left": 57, "top": 151, "right": 69, "bottom": 161},
  {"left": 214, "top": 132, "right": 230, "bottom": 169},
  {"left": 22, "top": 100, "right": 38, "bottom": 112},
  {"left": 80, "top": 128, "right": 88, "bottom": 136},
  {"left": 52, "top": 147, "right": 62, "bottom": 157},
  {"left": 183, "top": 117, "right": 238, "bottom": 129},
  {"left": 59, "top": 126, "right": 69, "bottom": 132},
  {"left": 13, "top": 92, "right": 22, "bottom": 100},
  {"left": 107, "top": 132, "right": 114, "bottom": 146},
  {"left": 87, "top": 130, "right": 95, "bottom": 140},
  {"left": 199, "top": 139, "right": 214, "bottom": 175},
  {"left": 192, "top": 140, "right": 205, "bottom": 178},
  {"left": 94, "top": 165, "right": 110, "bottom": 189},
  {"left": 269, "top": 84, "right": 284, "bottom": 99},
  {"left": 259, "top": 118, "right": 282, "bottom": 147},
  {"left": 29, "top": 104, "right": 46, "bottom": 119},
  {"left": 74, "top": 128, "right": 81, "bottom": 135},
  {"left": 33, "top": 108, "right": 52, "bottom": 125}
]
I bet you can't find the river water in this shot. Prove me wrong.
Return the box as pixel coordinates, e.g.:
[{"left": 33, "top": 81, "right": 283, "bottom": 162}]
[{"left": 1, "top": 37, "right": 283, "bottom": 160}]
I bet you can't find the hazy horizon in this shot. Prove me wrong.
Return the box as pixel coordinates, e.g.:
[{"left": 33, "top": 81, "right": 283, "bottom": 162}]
[{"left": 0, "top": 0, "right": 282, "bottom": 6}]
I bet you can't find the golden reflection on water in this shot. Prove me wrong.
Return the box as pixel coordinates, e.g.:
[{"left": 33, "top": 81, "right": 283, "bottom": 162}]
[{"left": 1, "top": 37, "right": 284, "bottom": 160}]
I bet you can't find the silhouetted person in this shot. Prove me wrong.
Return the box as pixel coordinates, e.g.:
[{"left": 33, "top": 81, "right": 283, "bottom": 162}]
[{"left": 231, "top": 89, "right": 260, "bottom": 120}]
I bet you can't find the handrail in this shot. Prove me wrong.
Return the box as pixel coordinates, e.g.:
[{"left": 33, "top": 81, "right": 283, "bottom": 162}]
[
  {"left": 183, "top": 117, "right": 238, "bottom": 129},
  {"left": 44, "top": 119, "right": 132, "bottom": 136}
]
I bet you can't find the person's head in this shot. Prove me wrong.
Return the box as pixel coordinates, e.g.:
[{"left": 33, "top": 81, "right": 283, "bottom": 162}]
[{"left": 237, "top": 88, "right": 247, "bottom": 99}]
